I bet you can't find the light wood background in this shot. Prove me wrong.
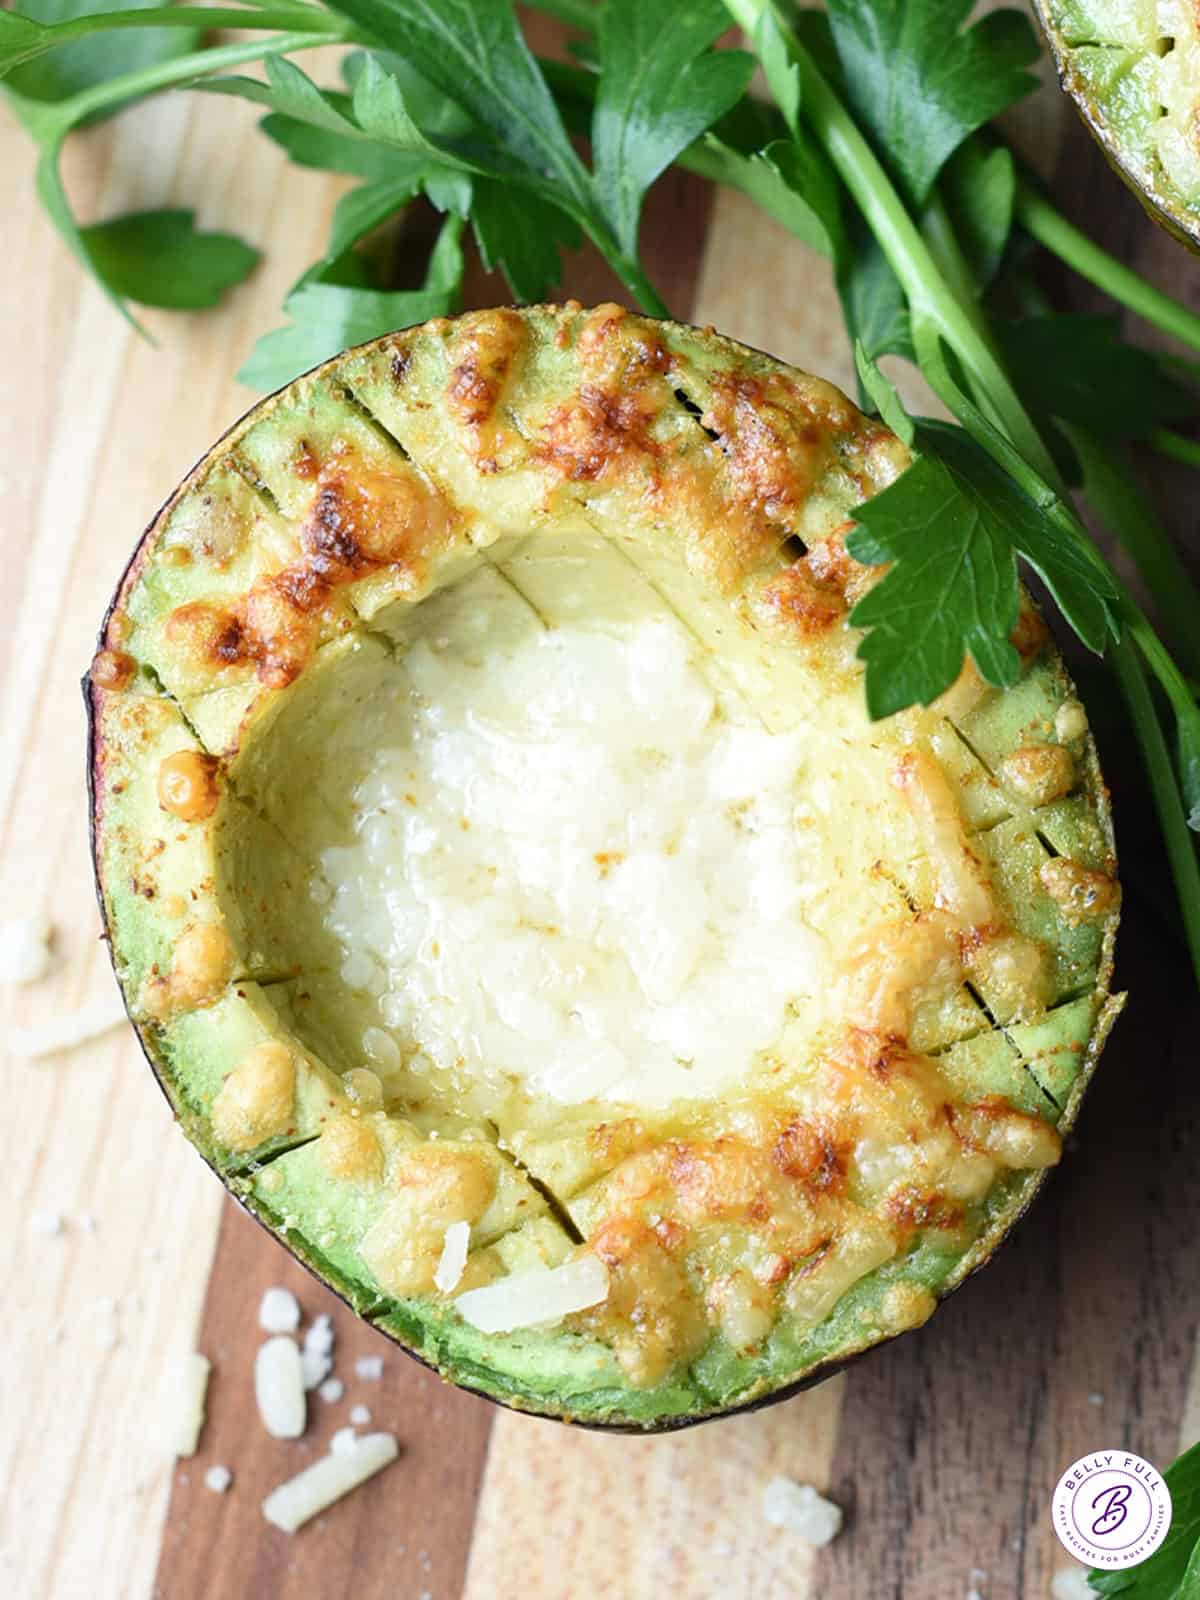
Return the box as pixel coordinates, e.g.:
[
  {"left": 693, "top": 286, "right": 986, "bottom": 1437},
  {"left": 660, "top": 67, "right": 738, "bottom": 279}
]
[{"left": 2, "top": 11, "right": 1198, "bottom": 1600}]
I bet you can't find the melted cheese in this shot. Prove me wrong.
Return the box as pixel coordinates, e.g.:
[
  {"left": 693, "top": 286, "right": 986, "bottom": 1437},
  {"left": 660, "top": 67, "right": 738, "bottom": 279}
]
[{"left": 318, "top": 611, "right": 835, "bottom": 1107}]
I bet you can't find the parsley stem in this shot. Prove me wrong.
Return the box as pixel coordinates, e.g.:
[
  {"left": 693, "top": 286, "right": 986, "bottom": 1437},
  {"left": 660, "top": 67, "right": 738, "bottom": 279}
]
[
  {"left": 1066, "top": 429, "right": 1200, "bottom": 681},
  {"left": 1015, "top": 182, "right": 1200, "bottom": 355},
  {"left": 42, "top": 29, "right": 343, "bottom": 132},
  {"left": 722, "top": 0, "right": 1061, "bottom": 487},
  {"left": 919, "top": 195, "right": 985, "bottom": 331},
  {"left": 18, "top": 4, "right": 336, "bottom": 49},
  {"left": 603, "top": 249, "right": 669, "bottom": 319},
  {"left": 1124, "top": 601, "right": 1200, "bottom": 730},
  {"left": 1013, "top": 428, "right": 1200, "bottom": 978},
  {"left": 1147, "top": 427, "right": 1200, "bottom": 471},
  {"left": 1110, "top": 634, "right": 1200, "bottom": 983}
]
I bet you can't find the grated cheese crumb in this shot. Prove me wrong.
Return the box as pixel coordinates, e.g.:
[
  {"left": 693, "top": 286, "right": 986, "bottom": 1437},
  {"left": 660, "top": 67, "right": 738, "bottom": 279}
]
[
  {"left": 306, "top": 1314, "right": 335, "bottom": 1357},
  {"left": 262, "top": 1432, "right": 399, "bottom": 1532},
  {"left": 0, "top": 916, "right": 55, "bottom": 985},
  {"left": 762, "top": 1477, "right": 843, "bottom": 1546},
  {"left": 319, "top": 1378, "right": 344, "bottom": 1404},
  {"left": 302, "top": 1348, "right": 333, "bottom": 1391},
  {"left": 434, "top": 1219, "right": 470, "bottom": 1295},
  {"left": 301, "top": 1315, "right": 336, "bottom": 1390},
  {"left": 455, "top": 1255, "right": 609, "bottom": 1334},
  {"left": 259, "top": 1287, "right": 302, "bottom": 1335},
  {"left": 349, "top": 1404, "right": 371, "bottom": 1426},
  {"left": 355, "top": 1356, "right": 384, "bottom": 1382},
  {"left": 255, "top": 1337, "right": 306, "bottom": 1439},
  {"left": 162, "top": 1352, "right": 211, "bottom": 1457},
  {"left": 1055, "top": 701, "right": 1088, "bottom": 743},
  {"left": 29, "top": 1210, "right": 64, "bottom": 1236},
  {"left": 330, "top": 1426, "right": 359, "bottom": 1457},
  {"left": 204, "top": 1465, "right": 233, "bottom": 1494}
]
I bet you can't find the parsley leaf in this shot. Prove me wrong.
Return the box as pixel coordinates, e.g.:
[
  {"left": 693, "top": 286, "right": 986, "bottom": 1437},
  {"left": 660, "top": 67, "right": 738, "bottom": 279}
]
[
  {"left": 1089, "top": 1440, "right": 1200, "bottom": 1598},
  {"left": 854, "top": 341, "right": 913, "bottom": 446},
  {"left": 692, "top": 124, "right": 844, "bottom": 259},
  {"left": 238, "top": 212, "right": 463, "bottom": 392},
  {"left": 998, "top": 315, "right": 1195, "bottom": 441},
  {"left": 848, "top": 423, "right": 1022, "bottom": 715},
  {"left": 199, "top": 57, "right": 472, "bottom": 210},
  {"left": 938, "top": 139, "right": 1015, "bottom": 291},
  {"left": 28, "top": 131, "right": 254, "bottom": 324},
  {"left": 754, "top": 3, "right": 800, "bottom": 132},
  {"left": 838, "top": 218, "right": 914, "bottom": 364},
  {"left": 321, "top": 0, "right": 740, "bottom": 308},
  {"left": 847, "top": 419, "right": 1117, "bottom": 718},
  {"left": 340, "top": 48, "right": 474, "bottom": 141},
  {"left": 261, "top": 109, "right": 413, "bottom": 181},
  {"left": 470, "top": 179, "right": 580, "bottom": 302},
  {"left": 593, "top": 0, "right": 752, "bottom": 258},
  {"left": 80, "top": 208, "right": 259, "bottom": 308},
  {"left": 321, "top": 177, "right": 423, "bottom": 266},
  {"left": 826, "top": 0, "right": 1040, "bottom": 205},
  {"left": 322, "top": 0, "right": 592, "bottom": 211}
]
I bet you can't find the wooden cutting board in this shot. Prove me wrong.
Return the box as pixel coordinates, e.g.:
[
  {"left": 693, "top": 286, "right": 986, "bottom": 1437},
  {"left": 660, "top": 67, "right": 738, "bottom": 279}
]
[{"left": 3, "top": 14, "right": 1199, "bottom": 1600}]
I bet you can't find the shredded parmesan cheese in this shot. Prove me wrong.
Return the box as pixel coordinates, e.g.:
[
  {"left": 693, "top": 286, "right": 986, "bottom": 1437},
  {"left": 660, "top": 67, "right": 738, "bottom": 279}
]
[
  {"left": 29, "top": 1209, "right": 64, "bottom": 1236},
  {"left": 301, "top": 1314, "right": 335, "bottom": 1389},
  {"left": 319, "top": 1378, "right": 344, "bottom": 1404},
  {"left": 204, "top": 1465, "right": 233, "bottom": 1494},
  {"left": 306, "top": 1314, "right": 334, "bottom": 1355},
  {"left": 255, "top": 1336, "right": 306, "bottom": 1439},
  {"left": 314, "top": 613, "right": 831, "bottom": 1110},
  {"left": 355, "top": 1355, "right": 384, "bottom": 1381},
  {"left": 1055, "top": 701, "right": 1088, "bottom": 743},
  {"left": 259, "top": 1286, "right": 301, "bottom": 1334},
  {"left": 455, "top": 1254, "right": 610, "bottom": 1334},
  {"left": 161, "top": 1352, "right": 211, "bottom": 1458},
  {"left": 349, "top": 1404, "right": 371, "bottom": 1426},
  {"left": 262, "top": 1432, "right": 399, "bottom": 1533},
  {"left": 434, "top": 1220, "right": 470, "bottom": 1294},
  {"left": 762, "top": 1477, "right": 843, "bottom": 1545},
  {"left": 13, "top": 993, "right": 129, "bottom": 1059},
  {"left": 0, "top": 916, "right": 55, "bottom": 985},
  {"left": 301, "top": 1348, "right": 333, "bottom": 1390}
]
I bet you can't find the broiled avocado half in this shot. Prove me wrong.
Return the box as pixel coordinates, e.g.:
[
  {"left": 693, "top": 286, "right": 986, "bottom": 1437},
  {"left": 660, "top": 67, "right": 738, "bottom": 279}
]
[
  {"left": 1037, "top": 0, "right": 1200, "bottom": 247},
  {"left": 88, "top": 305, "right": 1121, "bottom": 1429}
]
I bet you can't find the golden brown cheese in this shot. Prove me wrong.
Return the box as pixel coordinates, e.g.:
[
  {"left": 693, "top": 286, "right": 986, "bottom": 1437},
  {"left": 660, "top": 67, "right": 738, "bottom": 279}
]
[
  {"left": 211, "top": 1042, "right": 297, "bottom": 1152},
  {"left": 139, "top": 921, "right": 233, "bottom": 1019},
  {"left": 1040, "top": 857, "right": 1122, "bottom": 925}
]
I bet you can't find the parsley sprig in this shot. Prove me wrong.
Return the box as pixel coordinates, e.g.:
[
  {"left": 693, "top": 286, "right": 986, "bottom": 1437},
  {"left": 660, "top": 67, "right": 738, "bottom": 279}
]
[
  {"left": 721, "top": 0, "right": 1200, "bottom": 987},
  {"left": 4, "top": 0, "right": 1200, "bottom": 991}
]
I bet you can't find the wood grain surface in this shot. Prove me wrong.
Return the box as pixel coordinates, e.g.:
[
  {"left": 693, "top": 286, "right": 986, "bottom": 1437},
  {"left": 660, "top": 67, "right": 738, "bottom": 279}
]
[{"left": 2, "top": 10, "right": 1199, "bottom": 1600}]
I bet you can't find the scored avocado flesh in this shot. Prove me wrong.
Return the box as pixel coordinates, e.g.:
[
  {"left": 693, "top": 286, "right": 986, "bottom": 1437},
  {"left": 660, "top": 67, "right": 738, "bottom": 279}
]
[
  {"left": 1038, "top": 0, "right": 1200, "bottom": 245},
  {"left": 88, "top": 306, "right": 1121, "bottom": 1428}
]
